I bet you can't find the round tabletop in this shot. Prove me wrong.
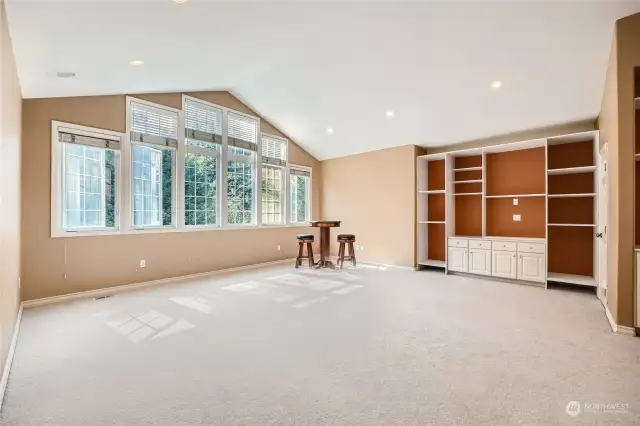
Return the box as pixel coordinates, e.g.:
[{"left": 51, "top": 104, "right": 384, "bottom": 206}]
[{"left": 310, "top": 220, "right": 341, "bottom": 228}]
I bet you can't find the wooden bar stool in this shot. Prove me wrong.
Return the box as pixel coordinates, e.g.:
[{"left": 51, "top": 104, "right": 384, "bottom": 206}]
[
  {"left": 295, "top": 234, "right": 315, "bottom": 268},
  {"left": 337, "top": 234, "right": 356, "bottom": 268}
]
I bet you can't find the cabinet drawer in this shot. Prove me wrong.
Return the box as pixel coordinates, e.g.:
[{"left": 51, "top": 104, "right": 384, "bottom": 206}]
[
  {"left": 491, "top": 241, "right": 517, "bottom": 251},
  {"left": 448, "top": 238, "right": 468, "bottom": 248},
  {"left": 517, "top": 242, "right": 546, "bottom": 254},
  {"left": 469, "top": 240, "right": 491, "bottom": 250}
]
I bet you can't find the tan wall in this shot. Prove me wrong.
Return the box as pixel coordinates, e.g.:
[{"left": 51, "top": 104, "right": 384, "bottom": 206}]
[
  {"left": 21, "top": 92, "right": 321, "bottom": 301},
  {"left": 598, "top": 32, "right": 622, "bottom": 324},
  {"left": 0, "top": 0, "right": 22, "bottom": 382},
  {"left": 321, "top": 145, "right": 418, "bottom": 267},
  {"left": 427, "top": 119, "right": 596, "bottom": 154},
  {"left": 603, "top": 13, "right": 640, "bottom": 327}
]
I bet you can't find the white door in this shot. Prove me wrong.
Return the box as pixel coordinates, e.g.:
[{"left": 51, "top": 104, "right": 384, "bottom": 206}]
[
  {"left": 597, "top": 144, "right": 608, "bottom": 304},
  {"left": 447, "top": 247, "right": 468, "bottom": 272},
  {"left": 469, "top": 249, "right": 491, "bottom": 275},
  {"left": 491, "top": 250, "right": 516, "bottom": 279},
  {"left": 518, "top": 253, "right": 546, "bottom": 283}
]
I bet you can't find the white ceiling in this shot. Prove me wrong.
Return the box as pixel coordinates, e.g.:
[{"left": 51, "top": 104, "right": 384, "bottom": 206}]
[{"left": 5, "top": 0, "right": 640, "bottom": 160}]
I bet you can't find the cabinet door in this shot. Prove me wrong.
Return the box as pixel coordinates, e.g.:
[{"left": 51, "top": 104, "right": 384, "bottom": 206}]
[
  {"left": 469, "top": 249, "right": 491, "bottom": 276},
  {"left": 447, "top": 247, "right": 468, "bottom": 272},
  {"left": 517, "top": 252, "right": 546, "bottom": 283},
  {"left": 491, "top": 250, "right": 516, "bottom": 279}
]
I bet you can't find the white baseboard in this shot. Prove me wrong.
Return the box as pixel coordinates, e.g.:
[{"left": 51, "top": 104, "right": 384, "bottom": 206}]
[
  {"left": 23, "top": 258, "right": 296, "bottom": 308},
  {"left": 358, "top": 260, "right": 415, "bottom": 271},
  {"left": 0, "top": 304, "right": 23, "bottom": 411},
  {"left": 605, "top": 304, "right": 636, "bottom": 336}
]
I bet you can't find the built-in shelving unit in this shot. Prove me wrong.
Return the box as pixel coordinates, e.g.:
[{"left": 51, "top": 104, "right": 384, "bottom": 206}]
[
  {"left": 417, "top": 154, "right": 447, "bottom": 268},
  {"left": 546, "top": 134, "right": 598, "bottom": 285},
  {"left": 417, "top": 130, "right": 601, "bottom": 291}
]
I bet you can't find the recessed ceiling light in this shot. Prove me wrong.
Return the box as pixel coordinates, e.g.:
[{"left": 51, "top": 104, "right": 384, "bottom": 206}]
[
  {"left": 491, "top": 80, "right": 503, "bottom": 89},
  {"left": 326, "top": 127, "right": 334, "bottom": 134},
  {"left": 130, "top": 60, "right": 144, "bottom": 67},
  {"left": 56, "top": 71, "right": 75, "bottom": 78},
  {"left": 173, "top": 0, "right": 188, "bottom": 3},
  {"left": 386, "top": 110, "right": 395, "bottom": 118}
]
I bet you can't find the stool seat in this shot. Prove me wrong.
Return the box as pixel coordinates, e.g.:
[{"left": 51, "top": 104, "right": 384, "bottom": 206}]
[
  {"left": 337, "top": 234, "right": 355, "bottom": 241},
  {"left": 297, "top": 234, "right": 314, "bottom": 241}
]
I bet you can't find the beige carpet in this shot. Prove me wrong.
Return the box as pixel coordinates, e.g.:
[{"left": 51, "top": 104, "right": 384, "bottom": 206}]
[{"left": 1, "top": 264, "right": 639, "bottom": 425}]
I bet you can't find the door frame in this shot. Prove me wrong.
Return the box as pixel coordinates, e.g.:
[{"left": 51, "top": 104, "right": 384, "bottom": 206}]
[{"left": 597, "top": 143, "right": 608, "bottom": 304}]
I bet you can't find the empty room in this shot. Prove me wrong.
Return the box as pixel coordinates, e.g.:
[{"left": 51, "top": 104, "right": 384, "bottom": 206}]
[{"left": 2, "top": 0, "right": 640, "bottom": 424}]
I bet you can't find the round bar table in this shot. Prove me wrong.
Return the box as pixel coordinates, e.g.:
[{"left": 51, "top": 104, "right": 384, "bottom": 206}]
[{"left": 310, "top": 220, "right": 341, "bottom": 268}]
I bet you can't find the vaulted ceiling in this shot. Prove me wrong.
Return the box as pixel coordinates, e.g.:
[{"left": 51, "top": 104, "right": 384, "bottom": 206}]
[{"left": 5, "top": 1, "right": 640, "bottom": 159}]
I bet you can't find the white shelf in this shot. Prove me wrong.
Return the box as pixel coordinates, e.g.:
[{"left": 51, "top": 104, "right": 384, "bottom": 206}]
[
  {"left": 419, "top": 259, "right": 445, "bottom": 268},
  {"left": 454, "top": 193, "right": 482, "bottom": 196},
  {"left": 485, "top": 194, "right": 545, "bottom": 198},
  {"left": 418, "top": 190, "right": 445, "bottom": 194},
  {"left": 547, "top": 272, "right": 596, "bottom": 287},
  {"left": 548, "top": 193, "right": 596, "bottom": 198},
  {"left": 454, "top": 180, "right": 482, "bottom": 184},
  {"left": 547, "top": 166, "right": 596, "bottom": 175},
  {"left": 548, "top": 223, "right": 596, "bottom": 227},
  {"left": 419, "top": 221, "right": 445, "bottom": 224},
  {"left": 453, "top": 166, "right": 482, "bottom": 172}
]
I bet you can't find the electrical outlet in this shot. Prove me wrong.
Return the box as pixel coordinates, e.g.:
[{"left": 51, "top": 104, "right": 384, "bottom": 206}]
[
  {"left": 140, "top": 260, "right": 146, "bottom": 268},
  {"left": 513, "top": 198, "right": 518, "bottom": 205},
  {"left": 277, "top": 245, "right": 281, "bottom": 251},
  {"left": 513, "top": 214, "right": 521, "bottom": 221}
]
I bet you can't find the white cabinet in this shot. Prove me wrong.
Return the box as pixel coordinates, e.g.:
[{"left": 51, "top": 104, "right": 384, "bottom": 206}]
[
  {"left": 468, "top": 249, "right": 491, "bottom": 276},
  {"left": 517, "top": 253, "right": 546, "bottom": 283},
  {"left": 492, "top": 250, "right": 517, "bottom": 279},
  {"left": 447, "top": 247, "right": 468, "bottom": 272}
]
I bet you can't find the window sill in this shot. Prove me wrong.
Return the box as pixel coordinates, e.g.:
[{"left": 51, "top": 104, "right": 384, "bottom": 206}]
[{"left": 51, "top": 223, "right": 312, "bottom": 238}]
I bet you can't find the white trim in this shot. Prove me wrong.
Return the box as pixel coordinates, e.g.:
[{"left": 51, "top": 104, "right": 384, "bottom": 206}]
[
  {"left": 605, "top": 305, "right": 637, "bottom": 336},
  {"left": 49, "top": 223, "right": 311, "bottom": 238},
  {"left": 22, "top": 258, "right": 297, "bottom": 308},
  {"left": 359, "top": 260, "right": 415, "bottom": 271},
  {"left": 0, "top": 305, "right": 23, "bottom": 411}
]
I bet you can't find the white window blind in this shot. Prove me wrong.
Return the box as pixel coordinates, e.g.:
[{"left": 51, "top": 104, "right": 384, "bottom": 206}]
[
  {"left": 261, "top": 134, "right": 287, "bottom": 167},
  {"left": 184, "top": 98, "right": 223, "bottom": 146},
  {"left": 228, "top": 112, "right": 258, "bottom": 151},
  {"left": 130, "top": 101, "right": 179, "bottom": 148}
]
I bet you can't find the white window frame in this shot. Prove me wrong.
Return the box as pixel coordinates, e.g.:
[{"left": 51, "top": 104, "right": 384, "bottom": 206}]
[
  {"left": 51, "top": 98, "right": 313, "bottom": 239},
  {"left": 223, "top": 110, "right": 261, "bottom": 227},
  {"left": 51, "top": 121, "right": 124, "bottom": 238},
  {"left": 125, "top": 96, "right": 181, "bottom": 231},
  {"left": 181, "top": 95, "right": 223, "bottom": 229},
  {"left": 288, "top": 164, "right": 313, "bottom": 224},
  {"left": 260, "top": 133, "right": 288, "bottom": 226}
]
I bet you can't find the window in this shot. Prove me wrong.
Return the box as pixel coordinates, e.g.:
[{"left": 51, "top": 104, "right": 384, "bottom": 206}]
[
  {"left": 183, "top": 97, "right": 222, "bottom": 226},
  {"left": 290, "top": 166, "right": 311, "bottom": 223},
  {"left": 52, "top": 122, "right": 122, "bottom": 235},
  {"left": 261, "top": 134, "right": 287, "bottom": 225},
  {"left": 129, "top": 100, "right": 178, "bottom": 228},
  {"left": 226, "top": 112, "right": 258, "bottom": 225}
]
